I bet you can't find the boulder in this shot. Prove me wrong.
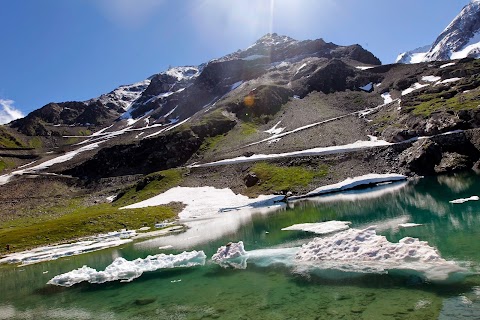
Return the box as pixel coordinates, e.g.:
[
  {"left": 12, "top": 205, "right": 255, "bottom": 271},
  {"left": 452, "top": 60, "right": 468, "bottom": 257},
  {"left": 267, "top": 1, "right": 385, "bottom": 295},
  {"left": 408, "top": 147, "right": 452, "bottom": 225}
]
[
  {"left": 399, "top": 140, "right": 442, "bottom": 175},
  {"left": 434, "top": 152, "right": 471, "bottom": 173},
  {"left": 244, "top": 172, "right": 259, "bottom": 187}
]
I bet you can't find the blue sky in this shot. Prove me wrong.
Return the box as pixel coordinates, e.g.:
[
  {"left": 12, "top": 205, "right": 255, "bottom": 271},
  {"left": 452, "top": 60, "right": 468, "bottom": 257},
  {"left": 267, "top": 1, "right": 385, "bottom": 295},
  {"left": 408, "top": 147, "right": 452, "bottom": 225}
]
[{"left": 0, "top": 0, "right": 470, "bottom": 122}]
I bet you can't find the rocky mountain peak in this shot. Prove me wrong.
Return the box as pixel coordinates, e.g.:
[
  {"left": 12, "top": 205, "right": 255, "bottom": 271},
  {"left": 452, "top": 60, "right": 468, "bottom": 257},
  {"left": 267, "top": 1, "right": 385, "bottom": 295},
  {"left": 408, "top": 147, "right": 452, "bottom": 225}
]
[{"left": 397, "top": 0, "right": 480, "bottom": 63}]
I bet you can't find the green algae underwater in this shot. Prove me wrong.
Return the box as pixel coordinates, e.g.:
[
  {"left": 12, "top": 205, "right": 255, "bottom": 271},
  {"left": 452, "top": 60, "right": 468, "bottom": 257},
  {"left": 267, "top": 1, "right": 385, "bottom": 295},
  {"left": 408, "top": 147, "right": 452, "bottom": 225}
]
[{"left": 0, "top": 173, "right": 479, "bottom": 320}]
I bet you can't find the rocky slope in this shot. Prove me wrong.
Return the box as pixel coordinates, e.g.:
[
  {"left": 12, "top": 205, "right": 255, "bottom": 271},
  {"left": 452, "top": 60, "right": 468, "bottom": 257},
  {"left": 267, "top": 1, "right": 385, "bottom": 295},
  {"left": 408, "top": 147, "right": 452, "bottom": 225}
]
[
  {"left": 398, "top": 0, "right": 480, "bottom": 63},
  {"left": 1, "top": 33, "right": 480, "bottom": 200}
]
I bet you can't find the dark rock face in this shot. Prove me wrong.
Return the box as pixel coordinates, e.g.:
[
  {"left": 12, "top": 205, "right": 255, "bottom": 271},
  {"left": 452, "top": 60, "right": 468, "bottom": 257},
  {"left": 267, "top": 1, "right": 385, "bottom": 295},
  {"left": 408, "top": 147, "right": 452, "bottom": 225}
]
[
  {"left": 400, "top": 140, "right": 442, "bottom": 175},
  {"left": 65, "top": 116, "right": 235, "bottom": 179},
  {"left": 434, "top": 152, "right": 471, "bottom": 173}
]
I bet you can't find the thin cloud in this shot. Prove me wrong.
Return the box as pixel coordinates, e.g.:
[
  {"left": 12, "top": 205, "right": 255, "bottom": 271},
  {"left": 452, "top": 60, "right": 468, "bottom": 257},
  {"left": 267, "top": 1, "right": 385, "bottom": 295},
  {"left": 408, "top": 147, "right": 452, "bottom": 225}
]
[
  {"left": 0, "top": 99, "right": 24, "bottom": 125},
  {"left": 92, "top": 0, "right": 165, "bottom": 28}
]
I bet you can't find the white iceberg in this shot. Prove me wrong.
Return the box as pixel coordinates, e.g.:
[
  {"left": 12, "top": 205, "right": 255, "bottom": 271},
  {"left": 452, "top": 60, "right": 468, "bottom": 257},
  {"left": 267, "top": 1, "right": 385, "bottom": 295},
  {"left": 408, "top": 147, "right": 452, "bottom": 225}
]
[
  {"left": 48, "top": 250, "right": 206, "bottom": 287},
  {"left": 281, "top": 221, "right": 351, "bottom": 235},
  {"left": 211, "top": 241, "right": 248, "bottom": 269},
  {"left": 295, "top": 226, "right": 466, "bottom": 282}
]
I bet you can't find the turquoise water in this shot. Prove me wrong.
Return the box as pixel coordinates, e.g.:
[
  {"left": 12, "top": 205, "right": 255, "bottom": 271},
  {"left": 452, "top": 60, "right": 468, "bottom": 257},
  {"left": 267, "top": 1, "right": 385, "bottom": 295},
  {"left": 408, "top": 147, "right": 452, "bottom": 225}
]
[{"left": 1, "top": 173, "right": 480, "bottom": 319}]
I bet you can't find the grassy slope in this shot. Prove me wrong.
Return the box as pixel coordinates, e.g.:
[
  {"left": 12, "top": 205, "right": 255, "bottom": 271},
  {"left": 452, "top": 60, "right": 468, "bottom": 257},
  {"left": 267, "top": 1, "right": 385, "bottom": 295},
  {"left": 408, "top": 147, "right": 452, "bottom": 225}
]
[{"left": 0, "top": 169, "right": 186, "bottom": 253}]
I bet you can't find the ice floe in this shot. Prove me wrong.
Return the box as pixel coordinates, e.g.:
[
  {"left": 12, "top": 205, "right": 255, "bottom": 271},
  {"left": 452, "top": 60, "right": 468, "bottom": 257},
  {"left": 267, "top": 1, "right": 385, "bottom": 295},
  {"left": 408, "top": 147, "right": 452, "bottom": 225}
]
[
  {"left": 295, "top": 226, "right": 466, "bottom": 281},
  {"left": 48, "top": 250, "right": 206, "bottom": 287},
  {"left": 399, "top": 223, "right": 423, "bottom": 228},
  {"left": 449, "top": 196, "right": 479, "bottom": 204},
  {"left": 296, "top": 173, "right": 406, "bottom": 199},
  {"left": 281, "top": 221, "right": 351, "bottom": 235},
  {"left": 0, "top": 230, "right": 136, "bottom": 265},
  {"left": 212, "top": 241, "right": 248, "bottom": 269}
]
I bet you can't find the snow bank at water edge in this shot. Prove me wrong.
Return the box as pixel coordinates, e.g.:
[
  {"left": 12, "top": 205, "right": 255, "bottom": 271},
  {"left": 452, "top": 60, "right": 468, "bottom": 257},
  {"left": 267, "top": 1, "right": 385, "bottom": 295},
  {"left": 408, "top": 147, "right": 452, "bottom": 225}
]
[
  {"left": 282, "top": 221, "right": 351, "bottom": 235},
  {"left": 295, "top": 226, "right": 467, "bottom": 282},
  {"left": 0, "top": 230, "right": 136, "bottom": 266},
  {"left": 288, "top": 173, "right": 407, "bottom": 200},
  {"left": 121, "top": 186, "right": 284, "bottom": 220},
  {"left": 48, "top": 250, "right": 206, "bottom": 287},
  {"left": 296, "top": 181, "right": 407, "bottom": 204}
]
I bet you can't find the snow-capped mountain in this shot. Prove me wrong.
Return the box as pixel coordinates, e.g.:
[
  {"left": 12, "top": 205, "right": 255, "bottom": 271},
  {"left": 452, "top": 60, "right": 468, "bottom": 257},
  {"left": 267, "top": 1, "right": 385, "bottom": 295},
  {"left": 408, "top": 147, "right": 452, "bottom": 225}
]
[{"left": 397, "top": 0, "right": 480, "bottom": 63}]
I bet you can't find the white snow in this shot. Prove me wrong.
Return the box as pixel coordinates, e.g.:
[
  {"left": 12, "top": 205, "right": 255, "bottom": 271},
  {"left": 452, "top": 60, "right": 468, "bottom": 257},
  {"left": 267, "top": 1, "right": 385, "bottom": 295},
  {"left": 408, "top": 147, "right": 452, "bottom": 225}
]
[
  {"left": 381, "top": 92, "right": 393, "bottom": 104},
  {"left": 294, "top": 173, "right": 407, "bottom": 198},
  {"left": 355, "top": 66, "right": 374, "bottom": 70},
  {"left": 360, "top": 82, "right": 373, "bottom": 91},
  {"left": 47, "top": 250, "right": 206, "bottom": 287},
  {"left": 121, "top": 186, "right": 283, "bottom": 220},
  {"left": 282, "top": 221, "right": 351, "bottom": 235},
  {"left": 165, "top": 66, "right": 201, "bottom": 81},
  {"left": 0, "top": 142, "right": 100, "bottom": 185},
  {"left": 242, "top": 54, "right": 268, "bottom": 61},
  {"left": 440, "top": 77, "right": 462, "bottom": 84},
  {"left": 230, "top": 81, "right": 243, "bottom": 90},
  {"left": 295, "top": 226, "right": 466, "bottom": 281},
  {"left": 449, "top": 196, "right": 479, "bottom": 204},
  {"left": 92, "top": 79, "right": 150, "bottom": 111},
  {"left": 143, "top": 117, "right": 190, "bottom": 139},
  {"left": 298, "top": 181, "right": 408, "bottom": 204},
  {"left": 402, "top": 83, "right": 430, "bottom": 96},
  {"left": 440, "top": 62, "right": 456, "bottom": 69},
  {"left": 451, "top": 42, "right": 480, "bottom": 60},
  {"left": 106, "top": 195, "right": 116, "bottom": 202},
  {"left": 0, "top": 230, "right": 136, "bottom": 266},
  {"left": 264, "top": 121, "right": 285, "bottom": 135},
  {"left": 294, "top": 63, "right": 308, "bottom": 75},
  {"left": 422, "top": 75, "right": 441, "bottom": 82},
  {"left": 194, "top": 139, "right": 392, "bottom": 167}
]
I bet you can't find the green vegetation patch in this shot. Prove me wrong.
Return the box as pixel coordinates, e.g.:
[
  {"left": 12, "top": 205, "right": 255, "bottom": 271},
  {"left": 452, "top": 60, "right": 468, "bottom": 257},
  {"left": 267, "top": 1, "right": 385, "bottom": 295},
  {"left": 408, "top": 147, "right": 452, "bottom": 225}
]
[
  {"left": 0, "top": 158, "right": 15, "bottom": 173},
  {"left": 199, "top": 134, "right": 225, "bottom": 153},
  {"left": 240, "top": 122, "right": 257, "bottom": 136},
  {"left": 28, "top": 136, "right": 43, "bottom": 149},
  {"left": 0, "top": 203, "right": 180, "bottom": 253},
  {"left": 0, "top": 127, "right": 26, "bottom": 148},
  {"left": 113, "top": 168, "right": 185, "bottom": 207},
  {"left": 248, "top": 162, "right": 328, "bottom": 194},
  {"left": 407, "top": 90, "right": 480, "bottom": 116}
]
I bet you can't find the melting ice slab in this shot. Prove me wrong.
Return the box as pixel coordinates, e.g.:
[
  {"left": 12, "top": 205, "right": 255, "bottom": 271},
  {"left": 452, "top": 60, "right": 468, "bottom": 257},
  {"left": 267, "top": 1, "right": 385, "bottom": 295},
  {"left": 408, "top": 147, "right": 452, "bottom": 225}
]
[
  {"left": 212, "top": 241, "right": 248, "bottom": 269},
  {"left": 282, "top": 221, "right": 351, "bottom": 235},
  {"left": 295, "top": 226, "right": 466, "bottom": 282},
  {"left": 296, "top": 173, "right": 407, "bottom": 199},
  {"left": 48, "top": 250, "right": 206, "bottom": 287}
]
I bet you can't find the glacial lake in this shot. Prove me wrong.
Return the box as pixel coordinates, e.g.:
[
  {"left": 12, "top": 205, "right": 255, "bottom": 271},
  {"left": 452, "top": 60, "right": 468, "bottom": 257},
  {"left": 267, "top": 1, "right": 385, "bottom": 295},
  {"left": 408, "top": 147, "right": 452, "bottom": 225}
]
[{"left": 1, "top": 172, "right": 480, "bottom": 319}]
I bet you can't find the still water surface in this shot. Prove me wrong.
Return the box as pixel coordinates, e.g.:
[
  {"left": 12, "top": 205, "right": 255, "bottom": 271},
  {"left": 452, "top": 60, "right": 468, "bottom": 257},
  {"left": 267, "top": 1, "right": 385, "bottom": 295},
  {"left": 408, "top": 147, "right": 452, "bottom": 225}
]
[{"left": 1, "top": 173, "right": 479, "bottom": 319}]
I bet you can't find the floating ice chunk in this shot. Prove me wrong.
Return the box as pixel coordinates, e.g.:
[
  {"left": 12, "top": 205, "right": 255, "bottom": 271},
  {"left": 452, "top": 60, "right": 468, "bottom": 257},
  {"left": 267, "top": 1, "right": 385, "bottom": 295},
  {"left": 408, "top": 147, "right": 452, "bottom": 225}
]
[
  {"left": 48, "top": 250, "right": 206, "bottom": 287},
  {"left": 295, "top": 226, "right": 466, "bottom": 281},
  {"left": 264, "top": 121, "right": 285, "bottom": 135},
  {"left": 399, "top": 223, "right": 423, "bottom": 228},
  {"left": 449, "top": 196, "right": 479, "bottom": 204},
  {"left": 300, "top": 173, "right": 407, "bottom": 198},
  {"left": 422, "top": 75, "right": 441, "bottom": 82},
  {"left": 211, "top": 241, "right": 248, "bottom": 269},
  {"left": 282, "top": 221, "right": 351, "bottom": 235}
]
